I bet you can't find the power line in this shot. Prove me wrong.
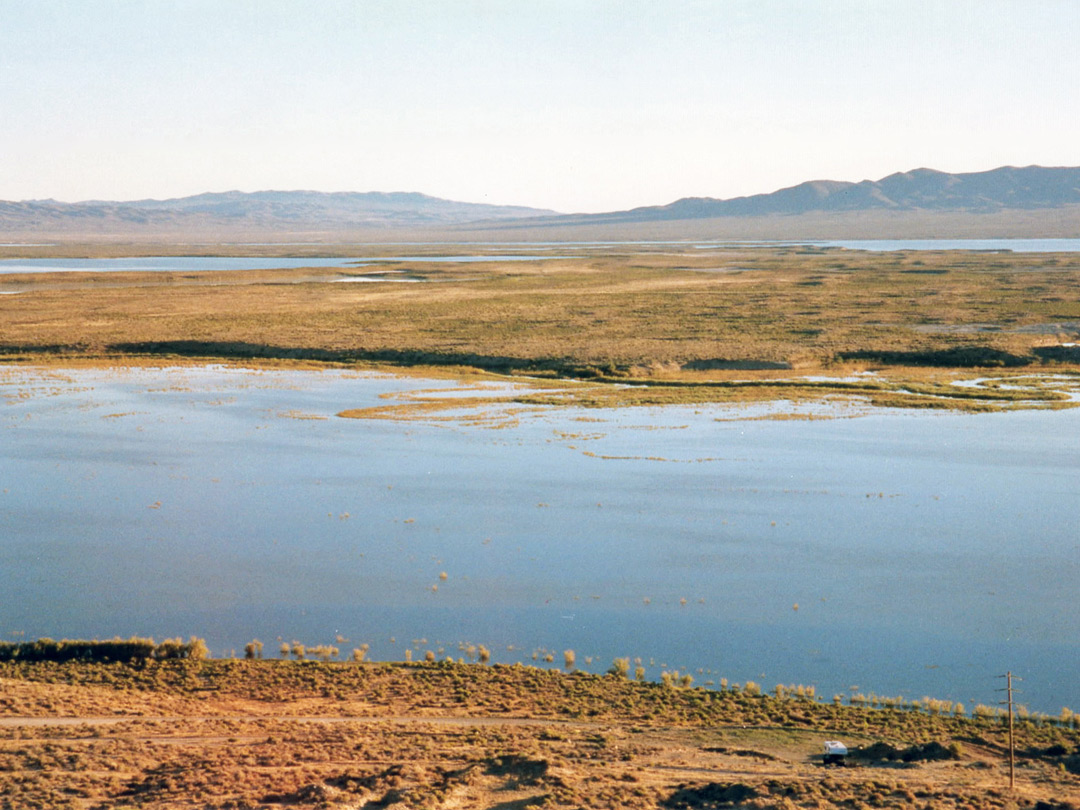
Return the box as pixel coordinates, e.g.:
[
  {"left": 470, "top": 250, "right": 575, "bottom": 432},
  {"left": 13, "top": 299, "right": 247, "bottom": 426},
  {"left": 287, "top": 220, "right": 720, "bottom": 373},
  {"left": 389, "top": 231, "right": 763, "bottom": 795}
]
[{"left": 996, "top": 672, "right": 1022, "bottom": 790}]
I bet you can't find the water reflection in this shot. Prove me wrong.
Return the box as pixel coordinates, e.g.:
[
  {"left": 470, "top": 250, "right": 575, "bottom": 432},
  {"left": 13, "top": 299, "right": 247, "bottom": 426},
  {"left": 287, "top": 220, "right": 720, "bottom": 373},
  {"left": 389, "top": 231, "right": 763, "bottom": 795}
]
[{"left": 1, "top": 365, "right": 1077, "bottom": 712}]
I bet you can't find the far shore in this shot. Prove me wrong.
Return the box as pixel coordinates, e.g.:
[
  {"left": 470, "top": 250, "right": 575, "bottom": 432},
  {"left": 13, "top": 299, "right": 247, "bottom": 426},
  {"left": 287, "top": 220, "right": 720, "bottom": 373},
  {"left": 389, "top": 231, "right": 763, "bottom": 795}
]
[{"left": 2, "top": 243, "right": 1080, "bottom": 413}]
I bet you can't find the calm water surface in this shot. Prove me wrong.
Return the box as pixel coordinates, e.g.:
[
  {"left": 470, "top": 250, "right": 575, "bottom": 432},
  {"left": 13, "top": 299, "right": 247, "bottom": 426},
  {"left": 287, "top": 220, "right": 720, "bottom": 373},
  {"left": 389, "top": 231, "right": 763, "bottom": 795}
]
[
  {"left": 1, "top": 366, "right": 1077, "bottom": 713},
  {"left": 5, "top": 240, "right": 1080, "bottom": 275},
  {"left": 810, "top": 238, "right": 1080, "bottom": 253},
  {"left": 0, "top": 257, "right": 360, "bottom": 274},
  {"left": 0, "top": 255, "right": 575, "bottom": 274}
]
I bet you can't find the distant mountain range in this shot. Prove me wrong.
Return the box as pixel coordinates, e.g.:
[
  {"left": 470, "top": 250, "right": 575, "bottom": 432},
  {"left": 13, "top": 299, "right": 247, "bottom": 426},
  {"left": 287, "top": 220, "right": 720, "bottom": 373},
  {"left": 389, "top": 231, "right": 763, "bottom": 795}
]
[
  {"left": 515, "top": 165, "right": 1080, "bottom": 227},
  {"left": 2, "top": 165, "right": 1079, "bottom": 239},
  {"left": 0, "top": 190, "right": 555, "bottom": 232}
]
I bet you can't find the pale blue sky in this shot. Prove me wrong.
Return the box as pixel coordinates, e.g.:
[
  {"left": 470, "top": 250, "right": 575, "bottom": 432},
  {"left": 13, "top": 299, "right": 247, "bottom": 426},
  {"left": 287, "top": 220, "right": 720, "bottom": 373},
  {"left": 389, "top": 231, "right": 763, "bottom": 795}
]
[{"left": 1, "top": 0, "right": 1077, "bottom": 212}]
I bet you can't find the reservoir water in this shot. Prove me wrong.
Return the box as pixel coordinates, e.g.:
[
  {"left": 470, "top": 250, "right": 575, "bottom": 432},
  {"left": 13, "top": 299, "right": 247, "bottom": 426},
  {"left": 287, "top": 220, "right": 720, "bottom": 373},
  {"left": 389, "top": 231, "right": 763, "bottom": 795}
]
[
  {"left": 0, "top": 257, "right": 361, "bottom": 274},
  {"left": 0, "top": 255, "right": 575, "bottom": 274},
  {"left": 809, "top": 238, "right": 1080, "bottom": 253},
  {"left": 5, "top": 240, "right": 1080, "bottom": 275},
  {"left": 1, "top": 365, "right": 1077, "bottom": 714}
]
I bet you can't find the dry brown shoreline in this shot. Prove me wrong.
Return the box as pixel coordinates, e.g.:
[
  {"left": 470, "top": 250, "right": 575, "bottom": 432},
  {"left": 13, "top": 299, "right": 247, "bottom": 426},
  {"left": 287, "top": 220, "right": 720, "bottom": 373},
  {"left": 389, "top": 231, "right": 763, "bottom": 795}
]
[{"left": 2, "top": 659, "right": 1078, "bottom": 808}]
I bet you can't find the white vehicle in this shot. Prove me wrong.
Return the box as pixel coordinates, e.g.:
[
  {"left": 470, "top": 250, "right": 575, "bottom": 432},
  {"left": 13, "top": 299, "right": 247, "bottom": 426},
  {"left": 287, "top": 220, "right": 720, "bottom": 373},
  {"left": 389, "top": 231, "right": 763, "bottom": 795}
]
[{"left": 823, "top": 740, "right": 848, "bottom": 765}]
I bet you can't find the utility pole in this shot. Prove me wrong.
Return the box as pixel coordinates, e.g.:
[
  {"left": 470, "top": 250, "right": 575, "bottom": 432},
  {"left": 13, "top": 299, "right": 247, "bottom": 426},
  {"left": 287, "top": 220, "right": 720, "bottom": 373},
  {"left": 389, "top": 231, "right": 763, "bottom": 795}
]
[{"left": 997, "top": 672, "right": 1020, "bottom": 790}]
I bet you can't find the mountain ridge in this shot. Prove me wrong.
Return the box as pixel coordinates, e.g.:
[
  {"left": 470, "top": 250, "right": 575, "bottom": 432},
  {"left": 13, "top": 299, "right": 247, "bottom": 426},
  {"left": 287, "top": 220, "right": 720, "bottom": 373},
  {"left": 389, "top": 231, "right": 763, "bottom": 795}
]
[
  {"left": 516, "top": 165, "right": 1080, "bottom": 227},
  {"left": 0, "top": 190, "right": 556, "bottom": 229},
  {"left": 3, "top": 165, "right": 1080, "bottom": 238}
]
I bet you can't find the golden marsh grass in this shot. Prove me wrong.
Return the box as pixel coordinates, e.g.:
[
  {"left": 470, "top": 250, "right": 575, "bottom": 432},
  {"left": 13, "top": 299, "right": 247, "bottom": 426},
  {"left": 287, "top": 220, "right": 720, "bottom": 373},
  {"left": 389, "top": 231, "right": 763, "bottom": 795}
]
[{"left": 3, "top": 244, "right": 1080, "bottom": 413}]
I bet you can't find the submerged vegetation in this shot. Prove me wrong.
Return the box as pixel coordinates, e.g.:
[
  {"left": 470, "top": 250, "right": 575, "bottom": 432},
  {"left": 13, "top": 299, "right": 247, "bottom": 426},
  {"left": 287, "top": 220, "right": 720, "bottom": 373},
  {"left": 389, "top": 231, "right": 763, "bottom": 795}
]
[{"left": 335, "top": 369, "right": 1080, "bottom": 425}]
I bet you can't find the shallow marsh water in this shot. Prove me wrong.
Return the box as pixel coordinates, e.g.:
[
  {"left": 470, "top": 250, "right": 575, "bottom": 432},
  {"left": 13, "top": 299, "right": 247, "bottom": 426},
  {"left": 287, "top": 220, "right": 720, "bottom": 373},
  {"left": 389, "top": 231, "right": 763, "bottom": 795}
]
[
  {"left": 5, "top": 238, "right": 1080, "bottom": 277},
  {"left": 1, "top": 365, "right": 1077, "bottom": 713},
  {"left": 0, "top": 255, "right": 576, "bottom": 274}
]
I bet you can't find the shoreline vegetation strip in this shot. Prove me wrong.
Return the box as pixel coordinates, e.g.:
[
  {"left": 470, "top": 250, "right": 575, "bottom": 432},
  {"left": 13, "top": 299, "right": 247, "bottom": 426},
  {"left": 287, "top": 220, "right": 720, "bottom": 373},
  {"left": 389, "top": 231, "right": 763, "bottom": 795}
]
[
  {"left": 2, "top": 643, "right": 1079, "bottom": 732},
  {"left": 4, "top": 357, "right": 1080, "bottom": 416}
]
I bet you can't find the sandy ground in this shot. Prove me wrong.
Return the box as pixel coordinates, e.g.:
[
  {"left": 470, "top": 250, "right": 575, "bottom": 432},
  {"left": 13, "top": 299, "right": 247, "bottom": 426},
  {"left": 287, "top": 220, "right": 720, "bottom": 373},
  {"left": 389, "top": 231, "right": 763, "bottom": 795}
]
[{"left": 2, "top": 661, "right": 1078, "bottom": 809}]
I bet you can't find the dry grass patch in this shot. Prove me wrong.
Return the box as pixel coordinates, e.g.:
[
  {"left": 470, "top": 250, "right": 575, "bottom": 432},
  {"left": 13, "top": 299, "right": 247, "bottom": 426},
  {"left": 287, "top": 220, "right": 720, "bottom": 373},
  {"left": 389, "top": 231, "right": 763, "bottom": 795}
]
[{"left": 5, "top": 246, "right": 1080, "bottom": 395}]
